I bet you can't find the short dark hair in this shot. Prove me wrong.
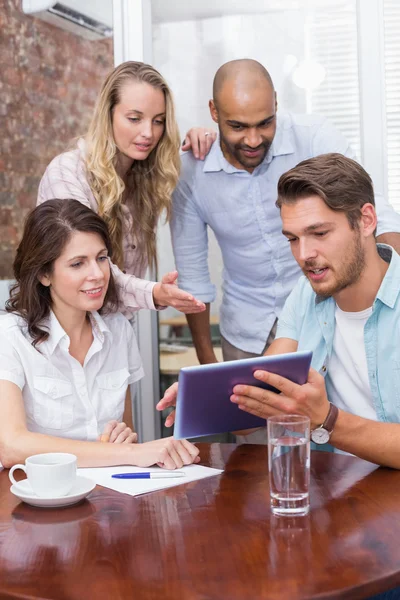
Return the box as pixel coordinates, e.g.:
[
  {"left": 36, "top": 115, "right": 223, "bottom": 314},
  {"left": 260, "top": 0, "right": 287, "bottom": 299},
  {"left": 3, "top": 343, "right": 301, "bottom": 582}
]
[
  {"left": 6, "top": 199, "right": 119, "bottom": 347},
  {"left": 276, "top": 153, "right": 375, "bottom": 229}
]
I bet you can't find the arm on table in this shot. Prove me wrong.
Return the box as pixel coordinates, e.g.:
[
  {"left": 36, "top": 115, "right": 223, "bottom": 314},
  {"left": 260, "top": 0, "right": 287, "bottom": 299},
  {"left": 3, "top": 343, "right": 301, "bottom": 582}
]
[
  {"left": 232, "top": 366, "right": 400, "bottom": 469},
  {"left": 330, "top": 411, "right": 400, "bottom": 469},
  {"left": 0, "top": 380, "right": 199, "bottom": 470}
]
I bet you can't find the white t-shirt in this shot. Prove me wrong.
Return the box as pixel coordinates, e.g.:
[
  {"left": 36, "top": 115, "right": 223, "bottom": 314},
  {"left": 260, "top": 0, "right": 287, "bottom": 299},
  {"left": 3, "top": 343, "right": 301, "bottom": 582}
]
[
  {"left": 0, "top": 310, "right": 144, "bottom": 441},
  {"left": 326, "top": 305, "right": 377, "bottom": 420}
]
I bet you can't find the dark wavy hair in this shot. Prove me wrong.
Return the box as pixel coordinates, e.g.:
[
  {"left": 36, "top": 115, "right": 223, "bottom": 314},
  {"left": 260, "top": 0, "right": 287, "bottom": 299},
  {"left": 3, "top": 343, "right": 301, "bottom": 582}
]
[{"left": 6, "top": 199, "right": 119, "bottom": 347}]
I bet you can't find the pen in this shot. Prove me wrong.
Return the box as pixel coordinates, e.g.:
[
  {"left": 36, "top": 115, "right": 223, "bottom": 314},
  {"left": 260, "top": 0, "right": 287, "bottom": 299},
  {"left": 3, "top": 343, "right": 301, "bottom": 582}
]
[{"left": 112, "top": 472, "right": 186, "bottom": 479}]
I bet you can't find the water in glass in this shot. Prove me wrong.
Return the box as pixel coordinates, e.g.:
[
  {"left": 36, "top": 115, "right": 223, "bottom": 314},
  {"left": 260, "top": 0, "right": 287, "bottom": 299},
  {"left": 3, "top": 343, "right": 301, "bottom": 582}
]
[{"left": 269, "top": 434, "right": 310, "bottom": 516}]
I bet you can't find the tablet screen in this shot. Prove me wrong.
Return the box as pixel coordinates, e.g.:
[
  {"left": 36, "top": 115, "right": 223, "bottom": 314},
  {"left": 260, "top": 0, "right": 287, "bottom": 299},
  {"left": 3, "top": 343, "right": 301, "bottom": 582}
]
[{"left": 174, "top": 351, "right": 312, "bottom": 439}]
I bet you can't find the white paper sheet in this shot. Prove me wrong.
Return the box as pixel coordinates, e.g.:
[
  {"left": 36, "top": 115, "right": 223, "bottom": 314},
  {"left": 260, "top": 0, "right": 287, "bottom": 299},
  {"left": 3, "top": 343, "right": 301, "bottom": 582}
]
[{"left": 77, "top": 464, "right": 223, "bottom": 497}]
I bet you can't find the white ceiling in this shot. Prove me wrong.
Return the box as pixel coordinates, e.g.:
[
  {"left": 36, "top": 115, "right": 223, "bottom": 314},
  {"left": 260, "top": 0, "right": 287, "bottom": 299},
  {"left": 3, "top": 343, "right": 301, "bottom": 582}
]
[
  {"left": 58, "top": 0, "right": 349, "bottom": 29},
  {"left": 151, "top": 0, "right": 349, "bottom": 22},
  {"left": 60, "top": 0, "right": 278, "bottom": 27},
  {"left": 151, "top": 0, "right": 287, "bottom": 23}
]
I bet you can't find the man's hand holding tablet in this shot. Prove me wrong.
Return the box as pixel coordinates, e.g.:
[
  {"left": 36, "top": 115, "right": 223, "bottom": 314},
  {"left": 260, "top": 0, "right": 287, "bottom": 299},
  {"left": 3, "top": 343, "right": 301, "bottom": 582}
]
[{"left": 156, "top": 352, "right": 312, "bottom": 439}]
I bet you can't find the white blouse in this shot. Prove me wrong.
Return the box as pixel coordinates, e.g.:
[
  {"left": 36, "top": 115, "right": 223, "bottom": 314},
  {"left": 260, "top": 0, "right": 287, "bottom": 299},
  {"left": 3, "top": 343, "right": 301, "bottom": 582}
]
[{"left": 0, "top": 310, "right": 144, "bottom": 441}]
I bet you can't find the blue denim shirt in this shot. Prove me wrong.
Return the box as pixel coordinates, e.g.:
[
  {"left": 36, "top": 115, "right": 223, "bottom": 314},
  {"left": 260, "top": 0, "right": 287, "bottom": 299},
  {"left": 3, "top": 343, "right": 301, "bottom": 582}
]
[{"left": 276, "top": 245, "right": 400, "bottom": 423}]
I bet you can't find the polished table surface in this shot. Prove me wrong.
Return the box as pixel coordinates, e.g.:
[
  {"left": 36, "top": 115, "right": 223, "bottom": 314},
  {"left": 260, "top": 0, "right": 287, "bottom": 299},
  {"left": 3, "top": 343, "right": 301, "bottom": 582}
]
[{"left": 1, "top": 444, "right": 400, "bottom": 600}]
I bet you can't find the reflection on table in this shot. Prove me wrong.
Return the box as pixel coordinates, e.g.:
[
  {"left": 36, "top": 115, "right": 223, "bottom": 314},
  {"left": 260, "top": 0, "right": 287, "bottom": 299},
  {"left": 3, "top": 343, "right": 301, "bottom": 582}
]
[{"left": 0, "top": 445, "right": 399, "bottom": 599}]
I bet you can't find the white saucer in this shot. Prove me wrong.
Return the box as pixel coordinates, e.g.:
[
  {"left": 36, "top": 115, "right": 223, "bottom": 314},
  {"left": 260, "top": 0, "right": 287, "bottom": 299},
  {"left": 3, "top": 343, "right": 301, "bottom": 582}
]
[{"left": 10, "top": 476, "right": 96, "bottom": 508}]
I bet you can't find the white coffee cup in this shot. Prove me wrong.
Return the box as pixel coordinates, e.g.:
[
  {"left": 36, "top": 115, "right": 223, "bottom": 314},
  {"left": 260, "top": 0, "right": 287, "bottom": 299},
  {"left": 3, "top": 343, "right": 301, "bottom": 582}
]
[{"left": 9, "top": 453, "right": 77, "bottom": 498}]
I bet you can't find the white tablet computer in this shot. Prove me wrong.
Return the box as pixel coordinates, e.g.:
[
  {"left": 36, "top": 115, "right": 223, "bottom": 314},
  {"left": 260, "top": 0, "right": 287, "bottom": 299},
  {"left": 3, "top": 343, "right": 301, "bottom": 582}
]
[{"left": 173, "top": 351, "right": 312, "bottom": 439}]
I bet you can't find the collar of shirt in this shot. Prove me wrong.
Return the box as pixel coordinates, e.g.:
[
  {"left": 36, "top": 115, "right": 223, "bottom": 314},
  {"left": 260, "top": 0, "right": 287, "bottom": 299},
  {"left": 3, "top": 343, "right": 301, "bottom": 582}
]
[
  {"left": 88, "top": 311, "right": 112, "bottom": 345},
  {"left": 275, "top": 244, "right": 400, "bottom": 422},
  {"left": 39, "top": 310, "right": 112, "bottom": 357},
  {"left": 374, "top": 244, "right": 400, "bottom": 308},
  {"left": 202, "top": 113, "right": 295, "bottom": 175}
]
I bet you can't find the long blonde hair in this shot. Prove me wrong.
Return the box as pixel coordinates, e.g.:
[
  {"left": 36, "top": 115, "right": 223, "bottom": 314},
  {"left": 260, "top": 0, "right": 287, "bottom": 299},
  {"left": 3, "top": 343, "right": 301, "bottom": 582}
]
[{"left": 85, "top": 61, "right": 181, "bottom": 271}]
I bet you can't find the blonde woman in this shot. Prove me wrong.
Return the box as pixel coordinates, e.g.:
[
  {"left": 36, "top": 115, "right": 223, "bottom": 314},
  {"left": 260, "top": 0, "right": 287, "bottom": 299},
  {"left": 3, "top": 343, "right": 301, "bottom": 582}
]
[{"left": 38, "top": 61, "right": 214, "bottom": 315}]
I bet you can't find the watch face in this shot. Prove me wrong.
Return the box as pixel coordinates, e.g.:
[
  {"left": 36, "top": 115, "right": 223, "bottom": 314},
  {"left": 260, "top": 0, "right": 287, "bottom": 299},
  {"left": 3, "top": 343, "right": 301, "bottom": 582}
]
[{"left": 311, "top": 427, "right": 330, "bottom": 445}]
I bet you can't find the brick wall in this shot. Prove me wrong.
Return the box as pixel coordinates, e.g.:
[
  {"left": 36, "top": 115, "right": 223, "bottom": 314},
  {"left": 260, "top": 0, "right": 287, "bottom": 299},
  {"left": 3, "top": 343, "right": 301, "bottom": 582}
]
[{"left": 0, "top": 0, "right": 113, "bottom": 278}]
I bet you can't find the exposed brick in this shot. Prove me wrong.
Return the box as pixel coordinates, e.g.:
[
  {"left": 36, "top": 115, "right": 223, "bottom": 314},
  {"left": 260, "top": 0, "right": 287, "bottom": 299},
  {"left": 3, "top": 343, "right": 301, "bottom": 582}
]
[
  {"left": 0, "top": 207, "right": 13, "bottom": 226},
  {"left": 0, "top": 192, "right": 15, "bottom": 206},
  {"left": 3, "top": 66, "right": 22, "bottom": 87},
  {"left": 0, "top": 225, "right": 19, "bottom": 244},
  {"left": 16, "top": 191, "right": 35, "bottom": 209},
  {"left": 0, "top": 0, "right": 113, "bottom": 279},
  {"left": 0, "top": 248, "right": 16, "bottom": 279}
]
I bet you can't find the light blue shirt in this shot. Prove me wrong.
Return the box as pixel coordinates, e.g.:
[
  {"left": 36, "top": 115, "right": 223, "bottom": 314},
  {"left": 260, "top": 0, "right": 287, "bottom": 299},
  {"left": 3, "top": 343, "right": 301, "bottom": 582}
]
[
  {"left": 171, "top": 112, "right": 400, "bottom": 353},
  {"left": 276, "top": 245, "right": 400, "bottom": 423}
]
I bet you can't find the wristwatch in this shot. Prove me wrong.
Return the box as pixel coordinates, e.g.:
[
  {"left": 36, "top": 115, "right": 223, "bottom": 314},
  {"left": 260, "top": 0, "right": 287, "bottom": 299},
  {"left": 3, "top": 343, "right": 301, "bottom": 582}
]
[{"left": 311, "top": 403, "right": 339, "bottom": 445}]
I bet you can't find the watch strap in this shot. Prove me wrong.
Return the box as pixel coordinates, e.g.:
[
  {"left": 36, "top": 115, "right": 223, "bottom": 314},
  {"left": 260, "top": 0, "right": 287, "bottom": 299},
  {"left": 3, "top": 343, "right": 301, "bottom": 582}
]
[{"left": 319, "top": 403, "right": 339, "bottom": 434}]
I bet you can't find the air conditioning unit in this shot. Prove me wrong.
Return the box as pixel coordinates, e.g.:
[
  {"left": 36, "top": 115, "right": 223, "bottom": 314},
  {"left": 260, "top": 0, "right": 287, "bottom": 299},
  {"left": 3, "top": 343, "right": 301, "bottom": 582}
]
[{"left": 22, "top": 0, "right": 113, "bottom": 41}]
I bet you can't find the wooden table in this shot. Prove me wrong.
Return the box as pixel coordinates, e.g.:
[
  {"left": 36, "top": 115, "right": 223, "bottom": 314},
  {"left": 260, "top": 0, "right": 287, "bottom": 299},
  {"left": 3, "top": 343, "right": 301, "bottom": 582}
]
[
  {"left": 0, "top": 445, "right": 399, "bottom": 600},
  {"left": 160, "top": 346, "right": 223, "bottom": 375}
]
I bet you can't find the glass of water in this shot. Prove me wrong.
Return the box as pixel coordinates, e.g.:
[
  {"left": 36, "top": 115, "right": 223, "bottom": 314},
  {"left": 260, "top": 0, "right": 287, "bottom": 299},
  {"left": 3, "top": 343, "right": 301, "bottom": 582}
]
[{"left": 267, "top": 415, "right": 310, "bottom": 516}]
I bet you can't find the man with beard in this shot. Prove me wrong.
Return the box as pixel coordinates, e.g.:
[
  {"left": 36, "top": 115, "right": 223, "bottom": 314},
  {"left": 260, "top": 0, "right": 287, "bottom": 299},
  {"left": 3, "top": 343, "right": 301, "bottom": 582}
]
[
  {"left": 170, "top": 59, "right": 400, "bottom": 376},
  {"left": 230, "top": 153, "right": 400, "bottom": 467}
]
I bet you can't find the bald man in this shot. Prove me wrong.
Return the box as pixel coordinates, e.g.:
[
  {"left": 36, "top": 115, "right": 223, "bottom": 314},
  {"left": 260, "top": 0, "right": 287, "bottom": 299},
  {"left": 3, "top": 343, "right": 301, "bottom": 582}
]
[{"left": 171, "top": 59, "right": 400, "bottom": 367}]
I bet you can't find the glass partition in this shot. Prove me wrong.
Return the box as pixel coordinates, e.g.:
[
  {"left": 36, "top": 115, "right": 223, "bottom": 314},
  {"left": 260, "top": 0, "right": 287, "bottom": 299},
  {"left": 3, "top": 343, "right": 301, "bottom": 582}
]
[{"left": 151, "top": 0, "right": 361, "bottom": 436}]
